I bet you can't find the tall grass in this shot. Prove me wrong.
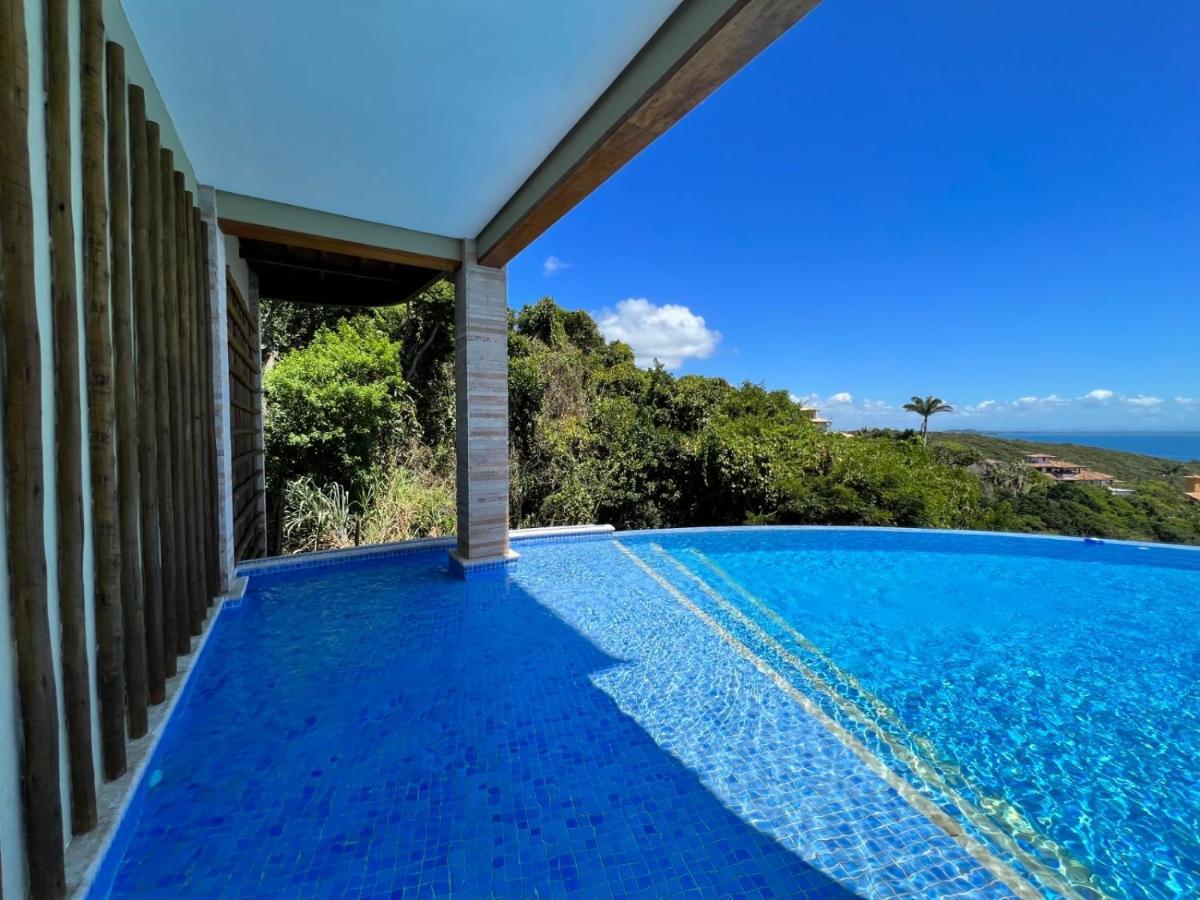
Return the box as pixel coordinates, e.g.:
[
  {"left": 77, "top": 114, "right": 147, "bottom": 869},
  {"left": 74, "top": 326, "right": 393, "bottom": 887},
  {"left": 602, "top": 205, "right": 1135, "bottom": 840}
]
[{"left": 281, "top": 447, "right": 455, "bottom": 553}]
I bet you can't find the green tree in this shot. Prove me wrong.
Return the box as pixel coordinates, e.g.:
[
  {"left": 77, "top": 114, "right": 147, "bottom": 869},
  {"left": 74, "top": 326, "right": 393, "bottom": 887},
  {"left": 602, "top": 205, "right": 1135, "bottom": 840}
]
[
  {"left": 264, "top": 317, "right": 417, "bottom": 500},
  {"left": 903, "top": 395, "right": 953, "bottom": 444},
  {"left": 259, "top": 292, "right": 1200, "bottom": 554}
]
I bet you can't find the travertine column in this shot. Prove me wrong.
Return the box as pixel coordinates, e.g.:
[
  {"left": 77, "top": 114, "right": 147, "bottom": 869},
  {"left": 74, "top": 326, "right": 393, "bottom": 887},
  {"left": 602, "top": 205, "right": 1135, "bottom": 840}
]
[
  {"left": 198, "top": 187, "right": 234, "bottom": 589},
  {"left": 451, "top": 240, "right": 513, "bottom": 568}
]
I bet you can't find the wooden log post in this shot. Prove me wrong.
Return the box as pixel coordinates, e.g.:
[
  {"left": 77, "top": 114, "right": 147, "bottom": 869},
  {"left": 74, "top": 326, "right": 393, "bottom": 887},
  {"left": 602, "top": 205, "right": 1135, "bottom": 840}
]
[
  {"left": 82, "top": 0, "right": 127, "bottom": 779},
  {"left": 178, "top": 181, "right": 203, "bottom": 634},
  {"left": 106, "top": 41, "right": 148, "bottom": 737},
  {"left": 1, "top": 0, "right": 69, "bottom": 892},
  {"left": 148, "top": 129, "right": 180, "bottom": 674},
  {"left": 194, "top": 209, "right": 218, "bottom": 603},
  {"left": 44, "top": 0, "right": 98, "bottom": 833},
  {"left": 186, "top": 197, "right": 207, "bottom": 620},
  {"left": 129, "top": 87, "right": 166, "bottom": 703},
  {"left": 188, "top": 205, "right": 206, "bottom": 607},
  {"left": 161, "top": 151, "right": 189, "bottom": 656}
]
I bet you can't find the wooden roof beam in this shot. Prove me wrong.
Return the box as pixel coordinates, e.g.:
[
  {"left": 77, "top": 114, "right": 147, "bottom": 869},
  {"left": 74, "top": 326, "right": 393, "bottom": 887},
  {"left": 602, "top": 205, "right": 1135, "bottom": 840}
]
[{"left": 216, "top": 190, "right": 460, "bottom": 272}]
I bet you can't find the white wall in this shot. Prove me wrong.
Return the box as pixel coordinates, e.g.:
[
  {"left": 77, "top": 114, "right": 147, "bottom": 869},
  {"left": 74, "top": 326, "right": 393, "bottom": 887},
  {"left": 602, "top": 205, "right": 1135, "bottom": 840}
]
[{"left": 0, "top": 1, "right": 201, "bottom": 895}]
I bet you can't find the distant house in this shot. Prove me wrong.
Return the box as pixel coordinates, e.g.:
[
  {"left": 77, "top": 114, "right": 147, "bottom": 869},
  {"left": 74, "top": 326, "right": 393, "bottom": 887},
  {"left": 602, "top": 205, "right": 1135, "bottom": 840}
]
[
  {"left": 1024, "top": 454, "right": 1116, "bottom": 487},
  {"left": 1185, "top": 475, "right": 1200, "bottom": 503},
  {"left": 799, "top": 406, "right": 831, "bottom": 432}
]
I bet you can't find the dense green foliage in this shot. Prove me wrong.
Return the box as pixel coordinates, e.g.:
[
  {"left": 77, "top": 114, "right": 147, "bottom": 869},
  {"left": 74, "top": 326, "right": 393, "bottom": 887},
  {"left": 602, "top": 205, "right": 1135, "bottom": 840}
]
[
  {"left": 261, "top": 291, "right": 1200, "bottom": 551},
  {"left": 929, "top": 432, "right": 1200, "bottom": 545},
  {"left": 264, "top": 316, "right": 418, "bottom": 493},
  {"left": 506, "top": 298, "right": 983, "bottom": 531},
  {"left": 930, "top": 431, "right": 1199, "bottom": 484}
]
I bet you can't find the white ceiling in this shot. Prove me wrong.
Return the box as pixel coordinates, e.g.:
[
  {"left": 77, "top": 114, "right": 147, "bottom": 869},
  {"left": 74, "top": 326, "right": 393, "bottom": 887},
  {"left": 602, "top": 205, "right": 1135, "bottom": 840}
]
[{"left": 123, "top": 0, "right": 682, "bottom": 240}]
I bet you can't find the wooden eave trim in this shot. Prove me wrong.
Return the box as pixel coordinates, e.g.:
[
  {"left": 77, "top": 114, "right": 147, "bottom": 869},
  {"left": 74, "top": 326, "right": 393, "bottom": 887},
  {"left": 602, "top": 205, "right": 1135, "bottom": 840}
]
[
  {"left": 476, "top": 0, "right": 822, "bottom": 268},
  {"left": 219, "top": 218, "right": 459, "bottom": 272}
]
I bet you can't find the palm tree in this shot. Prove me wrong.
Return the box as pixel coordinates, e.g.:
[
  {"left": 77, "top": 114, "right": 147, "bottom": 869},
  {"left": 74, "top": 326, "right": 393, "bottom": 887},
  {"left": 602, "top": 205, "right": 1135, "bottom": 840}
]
[{"left": 903, "top": 395, "right": 953, "bottom": 445}]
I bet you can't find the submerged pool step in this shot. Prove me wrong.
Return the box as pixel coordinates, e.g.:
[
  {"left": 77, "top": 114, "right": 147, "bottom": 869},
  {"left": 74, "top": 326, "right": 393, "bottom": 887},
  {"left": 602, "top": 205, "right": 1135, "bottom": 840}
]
[{"left": 616, "top": 539, "right": 1106, "bottom": 900}]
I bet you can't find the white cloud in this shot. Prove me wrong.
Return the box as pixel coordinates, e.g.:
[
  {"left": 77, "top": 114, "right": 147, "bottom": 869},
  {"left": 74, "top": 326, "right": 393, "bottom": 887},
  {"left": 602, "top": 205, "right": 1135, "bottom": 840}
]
[
  {"left": 596, "top": 298, "right": 720, "bottom": 370},
  {"left": 1124, "top": 394, "right": 1163, "bottom": 407},
  {"left": 1012, "top": 394, "right": 1065, "bottom": 410},
  {"left": 542, "top": 255, "right": 571, "bottom": 277},
  {"left": 785, "top": 389, "right": 1199, "bottom": 430}
]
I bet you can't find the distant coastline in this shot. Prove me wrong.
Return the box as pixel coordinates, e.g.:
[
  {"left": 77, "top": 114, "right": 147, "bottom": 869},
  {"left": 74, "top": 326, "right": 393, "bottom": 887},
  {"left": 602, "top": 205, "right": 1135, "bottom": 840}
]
[{"left": 978, "top": 431, "right": 1200, "bottom": 462}]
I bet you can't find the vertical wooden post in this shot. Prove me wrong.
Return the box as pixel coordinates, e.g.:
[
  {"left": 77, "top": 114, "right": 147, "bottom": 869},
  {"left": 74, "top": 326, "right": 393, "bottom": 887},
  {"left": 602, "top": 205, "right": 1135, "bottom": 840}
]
[
  {"left": 195, "top": 210, "right": 218, "bottom": 602},
  {"left": 1, "top": 0, "right": 68, "bottom": 892},
  {"left": 44, "top": 0, "right": 98, "bottom": 833},
  {"left": 129, "top": 87, "right": 165, "bottom": 703},
  {"left": 161, "top": 151, "right": 189, "bottom": 656},
  {"left": 178, "top": 180, "right": 203, "bottom": 634},
  {"left": 106, "top": 40, "right": 148, "bottom": 737},
  {"left": 82, "top": 0, "right": 127, "bottom": 779},
  {"left": 147, "top": 129, "right": 179, "bottom": 674},
  {"left": 186, "top": 196, "right": 207, "bottom": 621}
]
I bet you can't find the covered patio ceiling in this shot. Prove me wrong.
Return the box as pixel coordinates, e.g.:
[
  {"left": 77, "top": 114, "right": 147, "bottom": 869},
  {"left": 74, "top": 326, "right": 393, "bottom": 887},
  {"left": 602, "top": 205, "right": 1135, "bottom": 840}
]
[{"left": 124, "top": 0, "right": 820, "bottom": 291}]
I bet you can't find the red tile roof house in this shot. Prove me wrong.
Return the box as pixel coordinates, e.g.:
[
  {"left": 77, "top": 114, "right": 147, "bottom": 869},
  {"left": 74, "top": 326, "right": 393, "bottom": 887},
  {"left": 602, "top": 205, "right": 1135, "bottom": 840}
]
[{"left": 1024, "top": 454, "right": 1117, "bottom": 487}]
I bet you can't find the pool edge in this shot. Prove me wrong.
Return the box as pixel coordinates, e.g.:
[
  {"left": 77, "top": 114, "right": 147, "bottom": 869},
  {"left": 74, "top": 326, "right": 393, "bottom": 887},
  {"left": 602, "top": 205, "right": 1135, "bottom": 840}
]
[{"left": 66, "top": 587, "right": 239, "bottom": 899}]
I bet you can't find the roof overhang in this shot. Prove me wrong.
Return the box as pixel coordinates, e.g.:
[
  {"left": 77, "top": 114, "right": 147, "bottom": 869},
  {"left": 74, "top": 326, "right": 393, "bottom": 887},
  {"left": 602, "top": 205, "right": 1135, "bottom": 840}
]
[
  {"left": 125, "top": 0, "right": 820, "bottom": 283},
  {"left": 476, "top": 0, "right": 821, "bottom": 267}
]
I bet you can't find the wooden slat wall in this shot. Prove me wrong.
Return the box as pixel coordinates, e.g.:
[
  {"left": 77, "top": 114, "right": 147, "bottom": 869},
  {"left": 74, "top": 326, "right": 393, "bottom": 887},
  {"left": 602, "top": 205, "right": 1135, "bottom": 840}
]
[
  {"left": 0, "top": 0, "right": 224, "bottom": 892},
  {"left": 227, "top": 274, "right": 267, "bottom": 560}
]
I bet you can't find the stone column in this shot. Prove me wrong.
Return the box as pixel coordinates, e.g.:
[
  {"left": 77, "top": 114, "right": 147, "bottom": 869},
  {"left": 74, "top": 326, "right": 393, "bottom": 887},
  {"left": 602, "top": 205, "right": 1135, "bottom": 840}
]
[
  {"left": 198, "top": 186, "right": 234, "bottom": 590},
  {"left": 451, "top": 240, "right": 514, "bottom": 572}
]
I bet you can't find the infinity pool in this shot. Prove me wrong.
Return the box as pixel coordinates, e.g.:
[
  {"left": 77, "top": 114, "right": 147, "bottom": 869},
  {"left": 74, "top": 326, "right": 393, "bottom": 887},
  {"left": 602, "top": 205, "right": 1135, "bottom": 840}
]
[{"left": 94, "top": 528, "right": 1200, "bottom": 898}]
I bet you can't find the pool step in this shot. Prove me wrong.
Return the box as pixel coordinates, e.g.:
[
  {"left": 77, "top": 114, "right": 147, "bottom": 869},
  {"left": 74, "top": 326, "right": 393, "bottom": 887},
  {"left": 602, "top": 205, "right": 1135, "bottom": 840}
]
[{"left": 615, "top": 539, "right": 1105, "bottom": 900}]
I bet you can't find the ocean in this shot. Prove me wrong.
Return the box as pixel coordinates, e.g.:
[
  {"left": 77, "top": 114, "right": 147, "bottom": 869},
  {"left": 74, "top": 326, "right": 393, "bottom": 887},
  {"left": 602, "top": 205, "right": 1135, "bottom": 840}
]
[{"left": 987, "top": 432, "right": 1200, "bottom": 462}]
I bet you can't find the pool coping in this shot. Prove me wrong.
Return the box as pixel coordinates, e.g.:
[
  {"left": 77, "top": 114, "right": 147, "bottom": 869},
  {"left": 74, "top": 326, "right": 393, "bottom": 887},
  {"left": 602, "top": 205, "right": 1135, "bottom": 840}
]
[
  {"left": 235, "top": 525, "right": 1200, "bottom": 583},
  {"left": 235, "top": 523, "right": 618, "bottom": 579},
  {"left": 235, "top": 524, "right": 1200, "bottom": 584},
  {"left": 613, "top": 523, "right": 1200, "bottom": 554}
]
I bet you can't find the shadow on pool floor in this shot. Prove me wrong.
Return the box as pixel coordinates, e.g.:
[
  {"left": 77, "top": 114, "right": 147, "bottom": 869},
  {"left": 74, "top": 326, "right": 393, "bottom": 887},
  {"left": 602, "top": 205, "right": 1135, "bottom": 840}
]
[{"left": 104, "top": 557, "right": 856, "bottom": 898}]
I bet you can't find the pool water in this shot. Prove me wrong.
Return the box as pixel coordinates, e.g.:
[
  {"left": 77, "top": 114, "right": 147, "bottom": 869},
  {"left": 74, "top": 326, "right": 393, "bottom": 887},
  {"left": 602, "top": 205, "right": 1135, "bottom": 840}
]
[
  {"left": 620, "top": 529, "right": 1200, "bottom": 898},
  {"left": 94, "top": 528, "right": 1200, "bottom": 898}
]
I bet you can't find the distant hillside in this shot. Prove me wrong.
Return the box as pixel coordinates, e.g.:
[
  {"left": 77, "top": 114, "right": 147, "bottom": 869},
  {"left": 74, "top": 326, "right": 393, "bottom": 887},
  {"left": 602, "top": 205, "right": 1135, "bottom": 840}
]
[{"left": 931, "top": 432, "right": 1197, "bottom": 487}]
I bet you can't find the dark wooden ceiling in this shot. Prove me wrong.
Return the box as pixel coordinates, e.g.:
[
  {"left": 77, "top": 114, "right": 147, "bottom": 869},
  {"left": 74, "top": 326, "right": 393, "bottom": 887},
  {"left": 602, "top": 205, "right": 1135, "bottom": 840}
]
[{"left": 237, "top": 237, "right": 444, "bottom": 307}]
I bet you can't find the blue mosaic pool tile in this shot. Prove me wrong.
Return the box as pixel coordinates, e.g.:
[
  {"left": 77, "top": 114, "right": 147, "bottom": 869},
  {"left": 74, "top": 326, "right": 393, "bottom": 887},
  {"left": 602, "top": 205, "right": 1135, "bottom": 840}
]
[{"left": 96, "top": 539, "right": 1026, "bottom": 898}]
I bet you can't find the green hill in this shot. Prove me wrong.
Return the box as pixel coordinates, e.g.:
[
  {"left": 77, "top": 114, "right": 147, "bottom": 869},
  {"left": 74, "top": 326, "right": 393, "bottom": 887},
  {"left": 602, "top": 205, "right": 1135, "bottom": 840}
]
[
  {"left": 930, "top": 432, "right": 1197, "bottom": 487},
  {"left": 924, "top": 431, "right": 1200, "bottom": 545}
]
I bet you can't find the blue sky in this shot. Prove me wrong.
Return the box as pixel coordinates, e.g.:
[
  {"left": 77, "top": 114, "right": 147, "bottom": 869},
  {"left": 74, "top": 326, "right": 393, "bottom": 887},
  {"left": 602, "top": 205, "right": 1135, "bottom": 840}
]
[{"left": 507, "top": 0, "right": 1200, "bottom": 432}]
